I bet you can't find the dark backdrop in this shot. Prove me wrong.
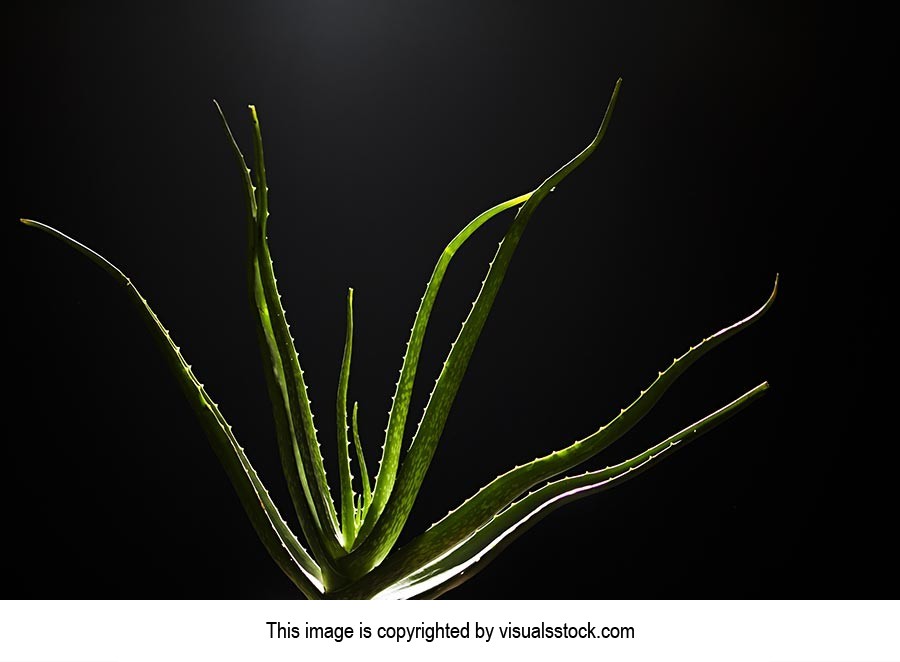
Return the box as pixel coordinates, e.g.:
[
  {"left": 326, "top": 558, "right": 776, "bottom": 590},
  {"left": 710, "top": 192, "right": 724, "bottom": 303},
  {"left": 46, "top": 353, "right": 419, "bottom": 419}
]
[{"left": 6, "top": 1, "right": 891, "bottom": 598}]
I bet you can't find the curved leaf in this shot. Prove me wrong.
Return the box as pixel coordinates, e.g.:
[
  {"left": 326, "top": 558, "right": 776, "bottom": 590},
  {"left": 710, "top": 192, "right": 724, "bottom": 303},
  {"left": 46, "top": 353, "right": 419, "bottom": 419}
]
[
  {"left": 343, "top": 78, "right": 623, "bottom": 577},
  {"left": 215, "top": 101, "right": 334, "bottom": 571},
  {"left": 352, "top": 401, "right": 372, "bottom": 526},
  {"left": 358, "top": 189, "right": 534, "bottom": 542},
  {"left": 385, "top": 382, "right": 769, "bottom": 599},
  {"left": 21, "top": 218, "right": 324, "bottom": 598},
  {"left": 248, "top": 106, "right": 346, "bottom": 564}
]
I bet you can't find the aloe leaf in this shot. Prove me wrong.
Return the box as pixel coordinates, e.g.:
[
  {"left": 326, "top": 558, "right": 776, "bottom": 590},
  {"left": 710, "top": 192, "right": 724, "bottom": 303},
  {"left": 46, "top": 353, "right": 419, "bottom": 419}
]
[
  {"left": 20, "top": 218, "right": 324, "bottom": 598},
  {"left": 352, "top": 401, "right": 372, "bottom": 524},
  {"left": 247, "top": 106, "right": 345, "bottom": 559},
  {"left": 213, "top": 101, "right": 258, "bottom": 231},
  {"left": 336, "top": 288, "right": 356, "bottom": 548},
  {"left": 385, "top": 382, "right": 769, "bottom": 599},
  {"left": 359, "top": 190, "right": 534, "bottom": 540},
  {"left": 215, "top": 101, "right": 333, "bottom": 569},
  {"left": 343, "top": 78, "right": 623, "bottom": 577},
  {"left": 339, "top": 275, "right": 777, "bottom": 593}
]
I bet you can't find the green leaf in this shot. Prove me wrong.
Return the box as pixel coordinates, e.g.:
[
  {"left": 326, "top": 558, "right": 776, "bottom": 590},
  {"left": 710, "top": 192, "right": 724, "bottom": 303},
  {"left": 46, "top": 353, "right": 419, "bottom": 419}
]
[
  {"left": 20, "top": 218, "right": 324, "bottom": 599},
  {"left": 336, "top": 288, "right": 356, "bottom": 549},
  {"left": 352, "top": 401, "right": 372, "bottom": 526},
  {"left": 384, "top": 382, "right": 769, "bottom": 599},
  {"left": 343, "top": 78, "right": 623, "bottom": 578},
  {"left": 215, "top": 101, "right": 335, "bottom": 572},
  {"left": 358, "top": 189, "right": 534, "bottom": 542},
  {"left": 337, "top": 275, "right": 777, "bottom": 596},
  {"left": 247, "top": 106, "right": 347, "bottom": 566}
]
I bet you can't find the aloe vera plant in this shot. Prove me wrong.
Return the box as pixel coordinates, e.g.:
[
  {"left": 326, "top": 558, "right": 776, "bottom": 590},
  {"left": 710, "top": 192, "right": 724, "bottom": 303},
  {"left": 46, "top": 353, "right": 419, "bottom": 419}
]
[{"left": 21, "top": 78, "right": 776, "bottom": 599}]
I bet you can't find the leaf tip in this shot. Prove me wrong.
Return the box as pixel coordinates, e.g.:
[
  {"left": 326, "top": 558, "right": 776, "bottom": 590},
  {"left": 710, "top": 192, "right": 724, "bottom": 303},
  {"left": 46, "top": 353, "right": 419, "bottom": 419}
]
[{"left": 762, "top": 274, "right": 779, "bottom": 311}]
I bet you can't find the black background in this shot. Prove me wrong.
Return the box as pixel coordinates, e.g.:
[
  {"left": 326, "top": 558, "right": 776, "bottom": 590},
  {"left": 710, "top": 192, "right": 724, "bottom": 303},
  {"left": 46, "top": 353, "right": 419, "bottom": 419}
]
[{"left": 6, "top": 1, "right": 891, "bottom": 599}]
